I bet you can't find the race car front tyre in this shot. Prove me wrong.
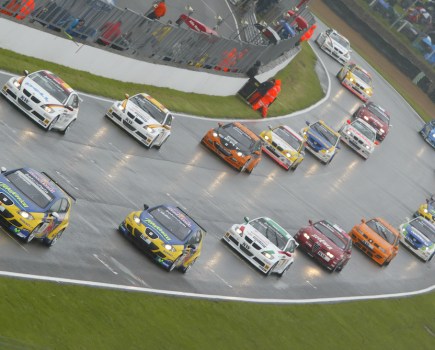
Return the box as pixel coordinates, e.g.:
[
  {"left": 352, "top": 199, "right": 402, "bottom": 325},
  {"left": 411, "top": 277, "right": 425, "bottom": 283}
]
[
  {"left": 168, "top": 255, "right": 183, "bottom": 272},
  {"left": 180, "top": 258, "right": 197, "bottom": 273},
  {"left": 277, "top": 262, "right": 292, "bottom": 277},
  {"left": 266, "top": 262, "right": 278, "bottom": 276},
  {"left": 47, "top": 116, "right": 59, "bottom": 131},
  {"left": 44, "top": 229, "right": 64, "bottom": 247},
  {"left": 61, "top": 120, "right": 75, "bottom": 135}
]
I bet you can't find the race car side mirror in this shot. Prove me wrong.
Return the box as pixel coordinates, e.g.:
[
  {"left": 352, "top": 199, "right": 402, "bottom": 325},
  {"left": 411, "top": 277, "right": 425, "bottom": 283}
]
[
  {"left": 305, "top": 121, "right": 310, "bottom": 126},
  {"left": 268, "top": 125, "right": 272, "bottom": 130},
  {"left": 51, "top": 212, "right": 60, "bottom": 219},
  {"left": 374, "top": 140, "right": 379, "bottom": 145},
  {"left": 346, "top": 120, "right": 351, "bottom": 124},
  {"left": 405, "top": 217, "right": 410, "bottom": 222},
  {"left": 143, "top": 204, "right": 149, "bottom": 210},
  {"left": 244, "top": 216, "right": 250, "bottom": 223},
  {"left": 187, "top": 244, "right": 196, "bottom": 250},
  {"left": 0, "top": 167, "right": 6, "bottom": 173},
  {"left": 361, "top": 218, "right": 366, "bottom": 224},
  {"left": 23, "top": 69, "right": 29, "bottom": 76},
  {"left": 254, "top": 150, "right": 261, "bottom": 156},
  {"left": 308, "top": 219, "right": 313, "bottom": 225},
  {"left": 124, "top": 93, "right": 130, "bottom": 99},
  {"left": 218, "top": 122, "right": 223, "bottom": 127}
]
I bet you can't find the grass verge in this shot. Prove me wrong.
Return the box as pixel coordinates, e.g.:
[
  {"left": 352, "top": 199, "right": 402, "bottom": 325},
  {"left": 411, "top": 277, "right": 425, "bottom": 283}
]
[
  {"left": 0, "top": 277, "right": 433, "bottom": 350},
  {"left": 0, "top": 42, "right": 322, "bottom": 119}
]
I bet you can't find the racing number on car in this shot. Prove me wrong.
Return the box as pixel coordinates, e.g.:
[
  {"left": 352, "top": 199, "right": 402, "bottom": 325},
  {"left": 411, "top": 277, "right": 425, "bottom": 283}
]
[
  {"left": 242, "top": 242, "right": 250, "bottom": 250},
  {"left": 20, "top": 96, "right": 29, "bottom": 104},
  {"left": 126, "top": 119, "right": 133, "bottom": 125}
]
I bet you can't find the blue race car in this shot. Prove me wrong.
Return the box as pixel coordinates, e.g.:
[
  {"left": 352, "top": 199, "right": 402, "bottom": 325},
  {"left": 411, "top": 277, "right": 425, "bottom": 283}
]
[
  {"left": 119, "top": 204, "right": 206, "bottom": 272},
  {"left": 420, "top": 120, "right": 435, "bottom": 149},
  {"left": 399, "top": 216, "right": 435, "bottom": 262}
]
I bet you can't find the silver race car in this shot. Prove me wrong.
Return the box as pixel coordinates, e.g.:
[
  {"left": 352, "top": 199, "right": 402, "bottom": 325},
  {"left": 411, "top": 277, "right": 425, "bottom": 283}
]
[
  {"left": 223, "top": 216, "right": 298, "bottom": 277},
  {"left": 316, "top": 28, "right": 351, "bottom": 65},
  {"left": 2, "top": 70, "right": 79, "bottom": 134},
  {"left": 106, "top": 93, "right": 173, "bottom": 149},
  {"left": 339, "top": 119, "right": 378, "bottom": 159}
]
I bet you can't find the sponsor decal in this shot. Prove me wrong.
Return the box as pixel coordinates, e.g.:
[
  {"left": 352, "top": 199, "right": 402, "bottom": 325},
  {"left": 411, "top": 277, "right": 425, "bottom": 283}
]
[
  {"left": 168, "top": 207, "right": 193, "bottom": 228},
  {"left": 143, "top": 218, "right": 171, "bottom": 241},
  {"left": 0, "top": 183, "right": 29, "bottom": 208},
  {"left": 27, "top": 169, "right": 57, "bottom": 194},
  {"left": 312, "top": 233, "right": 332, "bottom": 250}
]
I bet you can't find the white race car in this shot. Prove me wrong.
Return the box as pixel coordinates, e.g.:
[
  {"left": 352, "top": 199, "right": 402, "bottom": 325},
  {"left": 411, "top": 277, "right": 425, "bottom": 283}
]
[
  {"left": 316, "top": 28, "right": 351, "bottom": 65},
  {"left": 223, "top": 216, "right": 298, "bottom": 277},
  {"left": 339, "top": 119, "right": 378, "bottom": 159},
  {"left": 1, "top": 70, "right": 79, "bottom": 134},
  {"left": 106, "top": 93, "right": 173, "bottom": 149}
]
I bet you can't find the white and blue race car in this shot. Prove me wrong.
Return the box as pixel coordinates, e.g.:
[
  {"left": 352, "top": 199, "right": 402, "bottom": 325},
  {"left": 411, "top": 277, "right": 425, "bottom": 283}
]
[
  {"left": 420, "top": 120, "right": 435, "bottom": 149},
  {"left": 399, "top": 216, "right": 435, "bottom": 262}
]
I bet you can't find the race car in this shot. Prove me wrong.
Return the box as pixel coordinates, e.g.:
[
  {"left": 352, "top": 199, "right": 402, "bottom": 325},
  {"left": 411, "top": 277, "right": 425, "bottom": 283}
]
[
  {"left": 414, "top": 196, "right": 435, "bottom": 222},
  {"left": 399, "top": 216, "right": 435, "bottom": 262},
  {"left": 119, "top": 204, "right": 206, "bottom": 273},
  {"left": 0, "top": 167, "right": 74, "bottom": 246},
  {"left": 300, "top": 120, "right": 341, "bottom": 164},
  {"left": 1, "top": 70, "right": 79, "bottom": 134},
  {"left": 223, "top": 216, "right": 298, "bottom": 277},
  {"left": 419, "top": 120, "right": 435, "bottom": 149},
  {"left": 259, "top": 125, "right": 305, "bottom": 170},
  {"left": 353, "top": 102, "right": 391, "bottom": 142},
  {"left": 294, "top": 219, "right": 352, "bottom": 272},
  {"left": 201, "top": 122, "right": 262, "bottom": 173},
  {"left": 339, "top": 119, "right": 378, "bottom": 159},
  {"left": 349, "top": 217, "right": 400, "bottom": 266},
  {"left": 316, "top": 28, "right": 351, "bottom": 65},
  {"left": 106, "top": 93, "right": 173, "bottom": 149},
  {"left": 337, "top": 62, "right": 373, "bottom": 102}
]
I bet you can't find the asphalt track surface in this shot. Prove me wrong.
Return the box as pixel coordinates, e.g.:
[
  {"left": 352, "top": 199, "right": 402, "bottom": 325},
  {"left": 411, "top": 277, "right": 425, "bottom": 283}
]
[{"left": 0, "top": 21, "right": 434, "bottom": 301}]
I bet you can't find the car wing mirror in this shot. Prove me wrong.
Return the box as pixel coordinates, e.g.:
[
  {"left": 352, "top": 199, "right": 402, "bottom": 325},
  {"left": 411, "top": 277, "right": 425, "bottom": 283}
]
[
  {"left": 23, "top": 69, "right": 29, "bottom": 76},
  {"left": 305, "top": 121, "right": 310, "bottom": 126},
  {"left": 374, "top": 140, "right": 379, "bottom": 145},
  {"left": 244, "top": 216, "right": 250, "bottom": 223},
  {"left": 308, "top": 219, "right": 313, "bottom": 225},
  {"left": 124, "top": 93, "right": 130, "bottom": 99},
  {"left": 51, "top": 212, "right": 60, "bottom": 219},
  {"left": 361, "top": 218, "right": 366, "bottom": 224},
  {"left": 0, "top": 167, "right": 6, "bottom": 173},
  {"left": 143, "top": 204, "right": 149, "bottom": 210},
  {"left": 268, "top": 125, "right": 272, "bottom": 130}
]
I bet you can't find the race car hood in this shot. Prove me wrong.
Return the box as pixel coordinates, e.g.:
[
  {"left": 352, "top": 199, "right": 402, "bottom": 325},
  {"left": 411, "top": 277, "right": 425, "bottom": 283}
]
[
  {"left": 139, "top": 212, "right": 184, "bottom": 246},
  {"left": 126, "top": 100, "right": 162, "bottom": 127},
  {"left": 329, "top": 37, "right": 350, "bottom": 55},
  {"left": 22, "top": 78, "right": 64, "bottom": 105},
  {"left": 306, "top": 129, "right": 333, "bottom": 151},
  {"left": 306, "top": 226, "right": 345, "bottom": 256},
  {"left": 344, "top": 124, "right": 374, "bottom": 146},
  {"left": 349, "top": 72, "right": 371, "bottom": 90},
  {"left": 405, "top": 224, "right": 433, "bottom": 249}
]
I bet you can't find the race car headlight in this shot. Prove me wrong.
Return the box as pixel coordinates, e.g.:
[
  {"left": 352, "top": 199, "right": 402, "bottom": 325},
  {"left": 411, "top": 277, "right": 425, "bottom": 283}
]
[
  {"left": 365, "top": 89, "right": 371, "bottom": 94},
  {"left": 13, "top": 80, "right": 21, "bottom": 88},
  {"left": 19, "top": 211, "right": 34, "bottom": 220},
  {"left": 432, "top": 133, "right": 435, "bottom": 138},
  {"left": 212, "top": 132, "right": 218, "bottom": 137},
  {"left": 237, "top": 151, "right": 243, "bottom": 157},
  {"left": 261, "top": 251, "right": 273, "bottom": 260},
  {"left": 146, "top": 127, "right": 157, "bottom": 134},
  {"left": 326, "top": 252, "right": 334, "bottom": 258},
  {"left": 164, "top": 244, "right": 176, "bottom": 252},
  {"left": 42, "top": 105, "right": 55, "bottom": 113},
  {"left": 264, "top": 135, "right": 270, "bottom": 140},
  {"left": 365, "top": 144, "right": 370, "bottom": 150},
  {"left": 349, "top": 77, "right": 354, "bottom": 82},
  {"left": 133, "top": 215, "right": 141, "bottom": 224},
  {"left": 424, "top": 208, "right": 428, "bottom": 213},
  {"left": 303, "top": 232, "right": 310, "bottom": 239},
  {"left": 285, "top": 152, "right": 291, "bottom": 158},
  {"left": 346, "top": 130, "right": 351, "bottom": 135},
  {"left": 117, "top": 103, "right": 125, "bottom": 111},
  {"left": 363, "top": 116, "right": 369, "bottom": 121}
]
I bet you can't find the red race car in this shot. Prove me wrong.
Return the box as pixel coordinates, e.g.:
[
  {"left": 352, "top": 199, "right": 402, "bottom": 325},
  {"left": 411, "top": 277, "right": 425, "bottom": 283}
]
[
  {"left": 353, "top": 102, "right": 391, "bottom": 142},
  {"left": 294, "top": 219, "right": 352, "bottom": 272}
]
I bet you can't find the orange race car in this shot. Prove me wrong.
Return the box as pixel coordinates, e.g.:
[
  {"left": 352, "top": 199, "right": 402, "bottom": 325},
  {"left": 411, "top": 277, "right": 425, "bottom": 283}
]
[
  {"left": 201, "top": 122, "right": 262, "bottom": 173},
  {"left": 349, "top": 217, "right": 400, "bottom": 266}
]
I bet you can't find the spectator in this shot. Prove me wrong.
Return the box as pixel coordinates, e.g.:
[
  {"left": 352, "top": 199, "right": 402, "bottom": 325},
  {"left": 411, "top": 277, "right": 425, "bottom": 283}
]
[
  {"left": 246, "top": 60, "right": 262, "bottom": 78},
  {"left": 96, "top": 20, "right": 122, "bottom": 46},
  {"left": 252, "top": 79, "right": 281, "bottom": 118},
  {"left": 248, "top": 77, "right": 274, "bottom": 105},
  {"left": 0, "top": 0, "right": 35, "bottom": 20},
  {"left": 146, "top": 0, "right": 167, "bottom": 20}
]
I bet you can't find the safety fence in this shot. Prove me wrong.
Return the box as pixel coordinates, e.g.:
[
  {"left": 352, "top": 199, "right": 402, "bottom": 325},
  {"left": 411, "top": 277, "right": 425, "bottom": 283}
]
[{"left": 0, "top": 0, "right": 315, "bottom": 75}]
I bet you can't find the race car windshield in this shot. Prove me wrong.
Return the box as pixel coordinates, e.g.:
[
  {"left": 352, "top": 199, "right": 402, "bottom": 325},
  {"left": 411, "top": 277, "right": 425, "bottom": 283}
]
[
  {"left": 130, "top": 95, "right": 167, "bottom": 124},
  {"left": 314, "top": 222, "right": 347, "bottom": 249},
  {"left": 367, "top": 104, "right": 390, "bottom": 124},
  {"left": 29, "top": 71, "right": 71, "bottom": 104},
  {"left": 149, "top": 206, "right": 192, "bottom": 241},
  {"left": 6, "top": 169, "right": 54, "bottom": 208},
  {"left": 366, "top": 219, "right": 397, "bottom": 245},
  {"left": 411, "top": 218, "right": 435, "bottom": 241},
  {"left": 249, "top": 218, "right": 289, "bottom": 250},
  {"left": 310, "top": 122, "right": 338, "bottom": 146},
  {"left": 330, "top": 32, "right": 349, "bottom": 49},
  {"left": 352, "top": 68, "right": 372, "bottom": 85},
  {"left": 275, "top": 127, "right": 303, "bottom": 150},
  {"left": 352, "top": 120, "right": 376, "bottom": 140},
  {"left": 219, "top": 124, "right": 259, "bottom": 153}
]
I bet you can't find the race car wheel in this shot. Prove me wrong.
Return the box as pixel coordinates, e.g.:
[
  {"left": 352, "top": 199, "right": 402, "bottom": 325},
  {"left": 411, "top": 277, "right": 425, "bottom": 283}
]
[
  {"left": 382, "top": 258, "right": 391, "bottom": 267},
  {"left": 155, "top": 135, "right": 169, "bottom": 150},
  {"left": 239, "top": 162, "right": 247, "bottom": 173},
  {"left": 277, "top": 262, "right": 292, "bottom": 277},
  {"left": 25, "top": 224, "right": 42, "bottom": 243},
  {"left": 333, "top": 261, "right": 344, "bottom": 272},
  {"left": 265, "top": 262, "right": 278, "bottom": 276},
  {"left": 47, "top": 116, "right": 59, "bottom": 131},
  {"left": 61, "top": 120, "right": 75, "bottom": 135},
  {"left": 168, "top": 255, "right": 183, "bottom": 272},
  {"left": 428, "top": 252, "right": 435, "bottom": 262},
  {"left": 291, "top": 162, "right": 299, "bottom": 171},
  {"left": 180, "top": 258, "right": 197, "bottom": 273},
  {"left": 44, "top": 229, "right": 64, "bottom": 247}
]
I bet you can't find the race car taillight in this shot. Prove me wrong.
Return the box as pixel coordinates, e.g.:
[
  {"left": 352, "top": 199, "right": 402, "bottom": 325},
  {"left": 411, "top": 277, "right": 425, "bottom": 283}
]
[{"left": 279, "top": 251, "right": 292, "bottom": 257}]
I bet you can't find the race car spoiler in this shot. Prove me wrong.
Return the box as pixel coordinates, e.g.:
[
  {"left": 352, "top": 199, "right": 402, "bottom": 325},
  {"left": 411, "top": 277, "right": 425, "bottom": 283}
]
[
  {"left": 42, "top": 172, "right": 77, "bottom": 202},
  {"left": 177, "top": 206, "right": 207, "bottom": 233}
]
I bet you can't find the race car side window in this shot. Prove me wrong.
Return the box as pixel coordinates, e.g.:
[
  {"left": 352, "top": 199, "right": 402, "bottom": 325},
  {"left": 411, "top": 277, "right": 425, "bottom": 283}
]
[
  {"left": 49, "top": 199, "right": 62, "bottom": 213},
  {"left": 68, "top": 95, "right": 79, "bottom": 109},
  {"left": 188, "top": 230, "right": 202, "bottom": 246},
  {"left": 164, "top": 114, "right": 173, "bottom": 127},
  {"left": 59, "top": 198, "right": 69, "bottom": 213}
]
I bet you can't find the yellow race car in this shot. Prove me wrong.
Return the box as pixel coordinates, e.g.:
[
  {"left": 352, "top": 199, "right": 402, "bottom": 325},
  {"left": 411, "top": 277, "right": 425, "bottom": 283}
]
[
  {"left": 337, "top": 62, "right": 373, "bottom": 102},
  {"left": 414, "top": 196, "right": 435, "bottom": 222},
  {"left": 259, "top": 125, "right": 305, "bottom": 170},
  {"left": 119, "top": 204, "right": 206, "bottom": 273},
  {"left": 0, "top": 167, "right": 74, "bottom": 246}
]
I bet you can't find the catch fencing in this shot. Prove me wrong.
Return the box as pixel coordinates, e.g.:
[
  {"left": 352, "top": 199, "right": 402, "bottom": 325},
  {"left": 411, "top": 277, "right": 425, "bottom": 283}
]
[{"left": 0, "top": 0, "right": 315, "bottom": 76}]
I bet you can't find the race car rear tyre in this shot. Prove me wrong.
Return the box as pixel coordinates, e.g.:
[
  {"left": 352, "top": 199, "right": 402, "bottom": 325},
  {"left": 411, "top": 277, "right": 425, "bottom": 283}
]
[
  {"left": 61, "top": 121, "right": 74, "bottom": 135},
  {"left": 266, "top": 262, "right": 278, "bottom": 276},
  {"left": 180, "top": 258, "right": 197, "bottom": 273},
  {"left": 47, "top": 116, "right": 59, "bottom": 131},
  {"left": 44, "top": 229, "right": 64, "bottom": 247},
  {"left": 168, "top": 255, "right": 183, "bottom": 272}
]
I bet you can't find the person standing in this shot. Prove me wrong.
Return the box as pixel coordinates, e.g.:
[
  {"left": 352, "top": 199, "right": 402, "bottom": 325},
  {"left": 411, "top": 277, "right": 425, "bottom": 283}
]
[{"left": 146, "top": 0, "right": 167, "bottom": 20}]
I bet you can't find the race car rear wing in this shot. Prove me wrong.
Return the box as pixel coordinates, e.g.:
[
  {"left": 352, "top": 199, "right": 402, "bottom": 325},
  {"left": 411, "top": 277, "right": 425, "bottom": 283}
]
[{"left": 42, "top": 172, "right": 77, "bottom": 202}]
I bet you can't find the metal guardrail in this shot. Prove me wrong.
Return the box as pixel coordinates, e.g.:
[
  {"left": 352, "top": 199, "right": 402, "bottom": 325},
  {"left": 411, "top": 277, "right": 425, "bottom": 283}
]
[{"left": 0, "top": 0, "right": 315, "bottom": 75}]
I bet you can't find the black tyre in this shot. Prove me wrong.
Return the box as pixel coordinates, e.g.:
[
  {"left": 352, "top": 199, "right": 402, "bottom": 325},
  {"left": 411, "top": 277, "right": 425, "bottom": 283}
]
[
  {"left": 277, "top": 262, "right": 292, "bottom": 277},
  {"left": 180, "top": 258, "right": 197, "bottom": 273},
  {"left": 44, "top": 229, "right": 64, "bottom": 247},
  {"left": 265, "top": 262, "right": 278, "bottom": 276},
  {"left": 61, "top": 120, "right": 75, "bottom": 135},
  {"left": 168, "top": 255, "right": 183, "bottom": 272},
  {"left": 47, "top": 116, "right": 59, "bottom": 131}
]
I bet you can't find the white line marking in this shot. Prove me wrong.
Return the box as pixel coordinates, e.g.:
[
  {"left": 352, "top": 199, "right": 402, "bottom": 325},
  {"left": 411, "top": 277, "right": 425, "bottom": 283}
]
[
  {"left": 209, "top": 268, "right": 233, "bottom": 288},
  {"left": 110, "top": 257, "right": 150, "bottom": 287},
  {"left": 0, "top": 228, "right": 28, "bottom": 252},
  {"left": 306, "top": 280, "right": 317, "bottom": 289},
  {"left": 0, "top": 270, "right": 433, "bottom": 304},
  {"left": 93, "top": 254, "right": 118, "bottom": 275}
]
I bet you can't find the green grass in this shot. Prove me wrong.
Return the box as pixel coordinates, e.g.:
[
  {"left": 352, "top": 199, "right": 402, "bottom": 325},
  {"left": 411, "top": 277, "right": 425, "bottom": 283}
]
[
  {"left": 0, "top": 42, "right": 322, "bottom": 119},
  {"left": 0, "top": 277, "right": 433, "bottom": 349}
]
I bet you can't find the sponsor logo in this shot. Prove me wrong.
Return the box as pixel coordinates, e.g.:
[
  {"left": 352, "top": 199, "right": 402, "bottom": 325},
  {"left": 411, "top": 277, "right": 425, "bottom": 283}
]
[
  {"left": 143, "top": 218, "right": 171, "bottom": 241},
  {"left": 0, "top": 183, "right": 28, "bottom": 208}
]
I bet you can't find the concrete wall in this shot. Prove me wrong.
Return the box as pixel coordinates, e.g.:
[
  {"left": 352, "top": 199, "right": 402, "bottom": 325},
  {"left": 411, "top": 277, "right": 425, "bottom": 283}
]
[{"left": 0, "top": 18, "right": 297, "bottom": 96}]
